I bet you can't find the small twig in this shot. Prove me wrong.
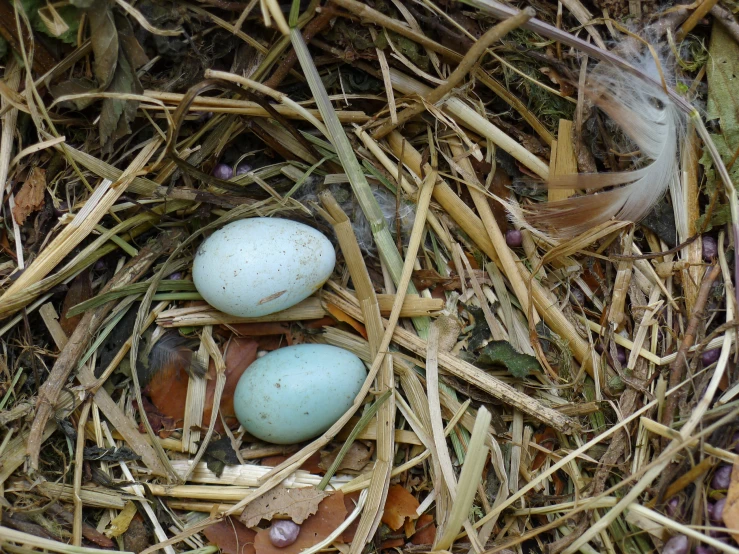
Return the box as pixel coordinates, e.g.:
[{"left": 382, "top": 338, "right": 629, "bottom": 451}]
[
  {"left": 72, "top": 401, "right": 92, "bottom": 547},
  {"left": 676, "top": 0, "right": 720, "bottom": 41},
  {"left": 371, "top": 7, "right": 534, "bottom": 139},
  {"left": 711, "top": 3, "right": 739, "bottom": 45},
  {"left": 661, "top": 264, "right": 722, "bottom": 438},
  {"left": 263, "top": 6, "right": 337, "bottom": 89}
]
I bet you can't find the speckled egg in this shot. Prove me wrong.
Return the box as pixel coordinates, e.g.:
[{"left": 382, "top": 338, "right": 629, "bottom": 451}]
[
  {"left": 193, "top": 218, "right": 335, "bottom": 317},
  {"left": 233, "top": 344, "right": 366, "bottom": 444}
]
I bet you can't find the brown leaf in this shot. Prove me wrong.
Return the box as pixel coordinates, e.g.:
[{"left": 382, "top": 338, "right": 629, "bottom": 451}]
[
  {"left": 326, "top": 303, "right": 368, "bottom": 340},
  {"left": 123, "top": 515, "right": 150, "bottom": 553},
  {"left": 147, "top": 337, "right": 257, "bottom": 433},
  {"left": 203, "top": 517, "right": 256, "bottom": 554},
  {"left": 381, "top": 485, "right": 420, "bottom": 531},
  {"left": 319, "top": 442, "right": 372, "bottom": 472},
  {"left": 341, "top": 491, "right": 361, "bottom": 543},
  {"left": 59, "top": 269, "right": 92, "bottom": 336},
  {"left": 411, "top": 514, "right": 436, "bottom": 545},
  {"left": 240, "top": 487, "right": 328, "bottom": 528},
  {"left": 204, "top": 338, "right": 258, "bottom": 431},
  {"left": 254, "top": 492, "right": 347, "bottom": 554},
  {"left": 262, "top": 452, "right": 323, "bottom": 474},
  {"left": 87, "top": 4, "right": 118, "bottom": 88},
  {"left": 723, "top": 458, "right": 739, "bottom": 543},
  {"left": 13, "top": 167, "right": 46, "bottom": 225}
]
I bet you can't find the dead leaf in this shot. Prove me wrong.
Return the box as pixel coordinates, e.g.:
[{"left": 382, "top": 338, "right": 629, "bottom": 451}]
[
  {"left": 203, "top": 517, "right": 256, "bottom": 554},
  {"left": 240, "top": 487, "right": 328, "bottom": 528},
  {"left": 107, "top": 501, "right": 138, "bottom": 538},
  {"left": 148, "top": 337, "right": 257, "bottom": 433},
  {"left": 722, "top": 458, "right": 739, "bottom": 543},
  {"left": 531, "top": 427, "right": 558, "bottom": 471},
  {"left": 539, "top": 67, "right": 575, "bottom": 96},
  {"left": 341, "top": 491, "right": 362, "bottom": 543},
  {"left": 13, "top": 167, "right": 46, "bottom": 225},
  {"left": 59, "top": 269, "right": 92, "bottom": 336},
  {"left": 87, "top": 3, "right": 118, "bottom": 88},
  {"left": 319, "top": 442, "right": 372, "bottom": 472},
  {"left": 123, "top": 515, "right": 150, "bottom": 553},
  {"left": 254, "top": 492, "right": 347, "bottom": 554},
  {"left": 262, "top": 452, "right": 323, "bottom": 474},
  {"left": 411, "top": 514, "right": 436, "bottom": 545},
  {"left": 326, "top": 303, "right": 368, "bottom": 339},
  {"left": 204, "top": 338, "right": 258, "bottom": 431},
  {"left": 381, "top": 485, "right": 420, "bottom": 531}
]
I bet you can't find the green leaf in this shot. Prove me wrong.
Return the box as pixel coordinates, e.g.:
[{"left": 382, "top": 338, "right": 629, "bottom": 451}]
[
  {"left": 476, "top": 341, "right": 542, "bottom": 379},
  {"left": 696, "top": 203, "right": 733, "bottom": 233}
]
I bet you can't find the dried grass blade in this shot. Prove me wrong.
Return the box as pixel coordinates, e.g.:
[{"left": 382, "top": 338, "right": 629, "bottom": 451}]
[
  {"left": 290, "top": 25, "right": 430, "bottom": 336},
  {"left": 0, "top": 139, "right": 161, "bottom": 316},
  {"left": 434, "top": 407, "right": 491, "bottom": 550},
  {"left": 319, "top": 190, "right": 395, "bottom": 548}
]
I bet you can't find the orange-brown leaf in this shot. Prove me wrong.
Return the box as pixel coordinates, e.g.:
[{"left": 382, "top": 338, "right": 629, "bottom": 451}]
[
  {"left": 381, "top": 485, "right": 420, "bottom": 531},
  {"left": 326, "top": 303, "right": 367, "bottom": 339},
  {"left": 411, "top": 514, "right": 436, "bottom": 545},
  {"left": 13, "top": 167, "right": 46, "bottom": 225},
  {"left": 203, "top": 517, "right": 256, "bottom": 554},
  {"left": 148, "top": 337, "right": 257, "bottom": 432},
  {"left": 254, "top": 492, "right": 347, "bottom": 554}
]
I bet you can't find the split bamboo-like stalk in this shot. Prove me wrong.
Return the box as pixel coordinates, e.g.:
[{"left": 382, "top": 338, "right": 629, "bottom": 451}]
[
  {"left": 323, "top": 290, "right": 577, "bottom": 433},
  {"left": 155, "top": 295, "right": 442, "bottom": 327},
  {"left": 387, "top": 133, "right": 595, "bottom": 377}
]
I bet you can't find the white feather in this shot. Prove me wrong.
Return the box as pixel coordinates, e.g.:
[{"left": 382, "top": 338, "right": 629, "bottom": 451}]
[{"left": 528, "top": 58, "right": 683, "bottom": 237}]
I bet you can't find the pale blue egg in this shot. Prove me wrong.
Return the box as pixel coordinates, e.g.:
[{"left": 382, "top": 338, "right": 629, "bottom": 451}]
[
  {"left": 193, "top": 218, "right": 335, "bottom": 318},
  {"left": 234, "top": 344, "right": 366, "bottom": 444}
]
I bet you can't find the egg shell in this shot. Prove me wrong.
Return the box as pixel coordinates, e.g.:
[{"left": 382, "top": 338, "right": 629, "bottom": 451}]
[
  {"left": 193, "top": 218, "right": 335, "bottom": 318},
  {"left": 234, "top": 344, "right": 366, "bottom": 444}
]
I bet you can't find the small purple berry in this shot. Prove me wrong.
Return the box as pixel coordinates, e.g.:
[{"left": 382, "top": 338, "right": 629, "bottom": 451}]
[
  {"left": 167, "top": 272, "right": 184, "bottom": 280},
  {"left": 711, "top": 498, "right": 727, "bottom": 523},
  {"left": 616, "top": 345, "right": 627, "bottom": 365},
  {"left": 505, "top": 229, "right": 523, "bottom": 247},
  {"left": 702, "top": 235, "right": 718, "bottom": 261},
  {"left": 212, "top": 163, "right": 233, "bottom": 180},
  {"left": 702, "top": 349, "right": 721, "bottom": 366},
  {"left": 662, "top": 534, "right": 688, "bottom": 554},
  {"left": 269, "top": 520, "right": 300, "bottom": 547},
  {"left": 695, "top": 546, "right": 716, "bottom": 554},
  {"left": 94, "top": 260, "right": 107, "bottom": 272},
  {"left": 594, "top": 342, "right": 604, "bottom": 355},
  {"left": 712, "top": 465, "right": 732, "bottom": 490},
  {"left": 235, "top": 162, "right": 252, "bottom": 176},
  {"left": 665, "top": 497, "right": 680, "bottom": 517},
  {"left": 570, "top": 288, "right": 585, "bottom": 305}
]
